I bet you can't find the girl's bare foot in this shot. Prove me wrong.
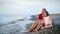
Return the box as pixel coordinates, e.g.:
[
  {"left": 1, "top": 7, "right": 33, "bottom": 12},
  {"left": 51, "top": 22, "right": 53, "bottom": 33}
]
[
  {"left": 34, "top": 30, "right": 39, "bottom": 32},
  {"left": 28, "top": 29, "right": 32, "bottom": 32}
]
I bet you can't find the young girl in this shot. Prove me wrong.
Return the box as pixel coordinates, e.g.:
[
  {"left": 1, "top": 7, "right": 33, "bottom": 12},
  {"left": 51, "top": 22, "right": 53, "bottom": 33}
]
[
  {"left": 28, "top": 13, "right": 43, "bottom": 32},
  {"left": 41, "top": 8, "right": 53, "bottom": 29},
  {"left": 28, "top": 8, "right": 53, "bottom": 32}
]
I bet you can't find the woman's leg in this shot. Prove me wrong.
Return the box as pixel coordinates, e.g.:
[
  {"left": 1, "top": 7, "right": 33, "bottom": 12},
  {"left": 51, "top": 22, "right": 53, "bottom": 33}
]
[
  {"left": 34, "top": 21, "right": 43, "bottom": 32},
  {"left": 28, "top": 22, "right": 38, "bottom": 32}
]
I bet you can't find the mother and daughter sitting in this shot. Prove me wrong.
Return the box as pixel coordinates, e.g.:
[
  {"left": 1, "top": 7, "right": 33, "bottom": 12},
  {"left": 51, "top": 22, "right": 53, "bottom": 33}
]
[{"left": 28, "top": 8, "right": 53, "bottom": 32}]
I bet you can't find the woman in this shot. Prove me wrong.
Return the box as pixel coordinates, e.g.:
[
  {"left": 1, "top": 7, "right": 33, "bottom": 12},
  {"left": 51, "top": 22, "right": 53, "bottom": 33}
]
[
  {"left": 41, "top": 8, "right": 53, "bottom": 29},
  {"left": 28, "top": 8, "right": 53, "bottom": 32},
  {"left": 28, "top": 13, "right": 43, "bottom": 32}
]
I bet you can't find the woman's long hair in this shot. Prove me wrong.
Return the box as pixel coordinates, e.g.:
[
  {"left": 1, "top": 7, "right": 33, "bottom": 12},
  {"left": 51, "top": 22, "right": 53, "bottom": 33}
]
[{"left": 42, "top": 8, "right": 49, "bottom": 16}]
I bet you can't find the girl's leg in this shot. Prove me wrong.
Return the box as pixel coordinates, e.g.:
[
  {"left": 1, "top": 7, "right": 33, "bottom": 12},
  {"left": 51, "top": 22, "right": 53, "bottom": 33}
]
[
  {"left": 34, "top": 22, "right": 43, "bottom": 32},
  {"left": 28, "top": 22, "right": 38, "bottom": 32}
]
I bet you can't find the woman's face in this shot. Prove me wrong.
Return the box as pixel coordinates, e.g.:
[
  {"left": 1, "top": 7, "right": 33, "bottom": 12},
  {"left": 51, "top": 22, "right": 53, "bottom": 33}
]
[{"left": 42, "top": 9, "right": 47, "bottom": 17}]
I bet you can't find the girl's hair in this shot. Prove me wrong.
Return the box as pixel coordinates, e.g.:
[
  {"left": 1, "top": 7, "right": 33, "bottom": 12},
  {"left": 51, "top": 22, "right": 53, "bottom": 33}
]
[{"left": 42, "top": 8, "right": 49, "bottom": 16}]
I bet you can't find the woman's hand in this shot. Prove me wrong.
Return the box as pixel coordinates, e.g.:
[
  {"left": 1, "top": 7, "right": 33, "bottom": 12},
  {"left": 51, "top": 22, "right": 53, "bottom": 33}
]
[{"left": 45, "top": 23, "right": 52, "bottom": 28}]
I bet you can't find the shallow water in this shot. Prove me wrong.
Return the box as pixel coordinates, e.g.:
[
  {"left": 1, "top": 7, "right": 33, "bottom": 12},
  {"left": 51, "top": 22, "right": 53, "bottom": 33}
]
[{"left": 0, "top": 15, "right": 60, "bottom": 34}]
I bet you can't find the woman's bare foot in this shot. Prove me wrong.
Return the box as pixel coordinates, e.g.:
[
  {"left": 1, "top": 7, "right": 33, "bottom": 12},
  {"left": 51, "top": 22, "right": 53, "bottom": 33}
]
[
  {"left": 28, "top": 30, "right": 31, "bottom": 32},
  {"left": 34, "top": 30, "right": 39, "bottom": 32},
  {"left": 28, "top": 28, "right": 32, "bottom": 32}
]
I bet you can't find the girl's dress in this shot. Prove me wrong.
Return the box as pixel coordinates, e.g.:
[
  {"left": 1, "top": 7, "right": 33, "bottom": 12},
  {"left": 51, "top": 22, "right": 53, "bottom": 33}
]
[{"left": 41, "top": 16, "right": 53, "bottom": 29}]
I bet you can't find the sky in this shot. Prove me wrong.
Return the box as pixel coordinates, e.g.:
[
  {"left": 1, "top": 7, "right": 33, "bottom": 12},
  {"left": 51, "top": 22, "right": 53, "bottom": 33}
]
[{"left": 0, "top": 0, "right": 60, "bottom": 16}]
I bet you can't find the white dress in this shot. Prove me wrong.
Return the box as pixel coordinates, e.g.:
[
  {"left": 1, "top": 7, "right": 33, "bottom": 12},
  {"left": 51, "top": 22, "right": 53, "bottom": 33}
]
[{"left": 44, "top": 16, "right": 53, "bottom": 28}]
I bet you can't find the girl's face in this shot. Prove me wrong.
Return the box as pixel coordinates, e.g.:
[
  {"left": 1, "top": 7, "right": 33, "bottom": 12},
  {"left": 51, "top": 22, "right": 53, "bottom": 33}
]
[{"left": 42, "top": 9, "right": 47, "bottom": 17}]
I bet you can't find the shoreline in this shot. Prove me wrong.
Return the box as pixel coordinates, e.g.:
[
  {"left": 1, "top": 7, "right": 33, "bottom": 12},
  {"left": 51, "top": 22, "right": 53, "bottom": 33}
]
[{"left": 50, "top": 13, "right": 60, "bottom": 17}]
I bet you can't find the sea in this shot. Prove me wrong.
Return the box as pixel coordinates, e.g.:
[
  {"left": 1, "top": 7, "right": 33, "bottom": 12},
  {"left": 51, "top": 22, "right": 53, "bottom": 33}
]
[{"left": 0, "top": 15, "right": 60, "bottom": 34}]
